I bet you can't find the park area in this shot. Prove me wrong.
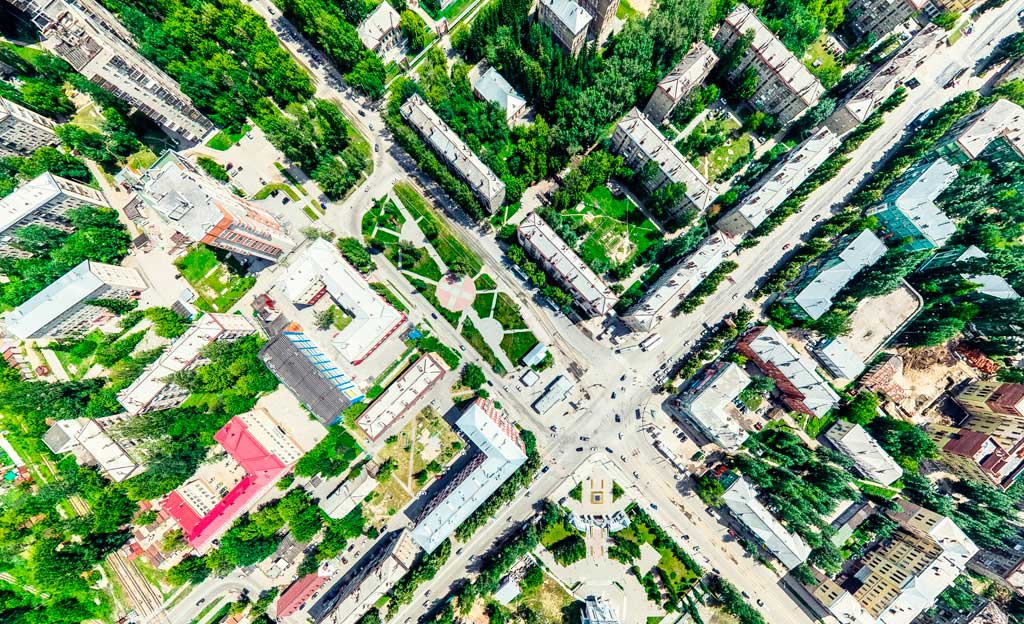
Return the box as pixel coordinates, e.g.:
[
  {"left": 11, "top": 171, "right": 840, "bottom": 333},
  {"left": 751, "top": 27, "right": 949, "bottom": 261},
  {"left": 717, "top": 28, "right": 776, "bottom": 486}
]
[
  {"left": 174, "top": 245, "right": 256, "bottom": 312},
  {"left": 679, "top": 113, "right": 755, "bottom": 184},
  {"left": 562, "top": 185, "right": 662, "bottom": 271},
  {"left": 616, "top": 507, "right": 703, "bottom": 600}
]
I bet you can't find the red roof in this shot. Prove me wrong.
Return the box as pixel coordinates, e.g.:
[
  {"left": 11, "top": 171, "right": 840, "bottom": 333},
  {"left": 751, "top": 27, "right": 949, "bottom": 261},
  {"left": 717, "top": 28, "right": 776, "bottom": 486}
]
[
  {"left": 163, "top": 415, "right": 290, "bottom": 550},
  {"left": 277, "top": 572, "right": 329, "bottom": 617}
]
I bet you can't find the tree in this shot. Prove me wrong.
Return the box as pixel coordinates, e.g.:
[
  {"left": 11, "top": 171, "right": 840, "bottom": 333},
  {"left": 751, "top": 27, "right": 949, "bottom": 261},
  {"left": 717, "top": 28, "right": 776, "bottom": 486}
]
[
  {"left": 737, "top": 67, "right": 759, "bottom": 100},
  {"left": 337, "top": 237, "right": 376, "bottom": 273},
  {"left": 461, "top": 363, "right": 485, "bottom": 389},
  {"left": 840, "top": 392, "right": 879, "bottom": 425},
  {"left": 400, "top": 10, "right": 430, "bottom": 52},
  {"left": 197, "top": 156, "right": 229, "bottom": 182},
  {"left": 377, "top": 458, "right": 399, "bottom": 483},
  {"left": 933, "top": 10, "right": 961, "bottom": 29},
  {"left": 811, "top": 309, "right": 853, "bottom": 338},
  {"left": 167, "top": 555, "right": 211, "bottom": 586}
]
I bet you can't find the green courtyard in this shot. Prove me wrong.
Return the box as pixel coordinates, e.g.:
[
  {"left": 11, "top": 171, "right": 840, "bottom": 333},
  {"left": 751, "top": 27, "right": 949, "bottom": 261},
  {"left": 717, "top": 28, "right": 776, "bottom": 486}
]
[
  {"left": 564, "top": 185, "right": 662, "bottom": 270},
  {"left": 175, "top": 245, "right": 256, "bottom": 312}
]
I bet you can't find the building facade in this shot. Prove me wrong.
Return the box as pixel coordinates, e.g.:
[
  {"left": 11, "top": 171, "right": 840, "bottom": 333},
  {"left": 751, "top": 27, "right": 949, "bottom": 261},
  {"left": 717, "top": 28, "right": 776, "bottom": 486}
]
[
  {"left": 474, "top": 67, "right": 527, "bottom": 122},
  {"left": 934, "top": 98, "right": 1024, "bottom": 166},
  {"left": 722, "top": 478, "right": 812, "bottom": 570},
  {"left": 846, "top": 0, "right": 925, "bottom": 41},
  {"left": 134, "top": 151, "right": 295, "bottom": 261},
  {"left": 611, "top": 107, "right": 713, "bottom": 219},
  {"left": 955, "top": 381, "right": 1024, "bottom": 449},
  {"left": 643, "top": 42, "right": 719, "bottom": 125},
  {"left": 517, "top": 211, "right": 618, "bottom": 317},
  {"left": 400, "top": 94, "right": 506, "bottom": 213},
  {"left": 931, "top": 424, "right": 1024, "bottom": 491},
  {"left": 0, "top": 172, "right": 110, "bottom": 258},
  {"left": 869, "top": 157, "right": 958, "bottom": 251},
  {"left": 43, "top": 413, "right": 146, "bottom": 482},
  {"left": 712, "top": 4, "right": 824, "bottom": 124},
  {"left": 5, "top": 260, "right": 147, "bottom": 339},
  {"left": 357, "top": 2, "right": 406, "bottom": 63},
  {"left": 537, "top": 0, "right": 592, "bottom": 56},
  {"left": 0, "top": 96, "right": 57, "bottom": 156},
  {"left": 676, "top": 361, "right": 750, "bottom": 451},
  {"left": 736, "top": 325, "right": 839, "bottom": 417},
  {"left": 824, "top": 420, "right": 903, "bottom": 486},
  {"left": 10, "top": 0, "right": 213, "bottom": 143},
  {"left": 576, "top": 0, "right": 618, "bottom": 40}
]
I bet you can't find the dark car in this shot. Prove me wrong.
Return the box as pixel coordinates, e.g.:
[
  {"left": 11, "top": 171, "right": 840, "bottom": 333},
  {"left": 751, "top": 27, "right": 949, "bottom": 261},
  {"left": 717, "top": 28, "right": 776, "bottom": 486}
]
[
  {"left": 614, "top": 414, "right": 621, "bottom": 423},
  {"left": 576, "top": 447, "right": 584, "bottom": 452}
]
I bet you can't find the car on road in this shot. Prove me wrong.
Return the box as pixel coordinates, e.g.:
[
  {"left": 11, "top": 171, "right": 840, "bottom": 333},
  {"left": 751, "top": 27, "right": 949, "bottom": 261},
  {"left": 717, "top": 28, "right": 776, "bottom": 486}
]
[
  {"left": 614, "top": 414, "right": 620, "bottom": 423},
  {"left": 374, "top": 144, "right": 380, "bottom": 153},
  {"left": 605, "top": 447, "right": 613, "bottom": 453},
  {"left": 741, "top": 591, "right": 750, "bottom": 599},
  {"left": 549, "top": 425, "right": 557, "bottom": 432},
  {"left": 650, "top": 503, "right": 658, "bottom": 510},
  {"left": 782, "top": 243, "right": 791, "bottom": 250},
  {"left": 633, "top": 471, "right": 640, "bottom": 478},
  {"left": 618, "top": 432, "right": 623, "bottom": 440},
  {"left": 757, "top": 599, "right": 765, "bottom": 607},
  {"left": 579, "top": 436, "right": 589, "bottom": 441},
  {"left": 541, "top": 465, "right": 549, "bottom": 473},
  {"left": 358, "top": 109, "right": 366, "bottom": 116},
  {"left": 576, "top": 447, "right": 584, "bottom": 452},
  {"left": 456, "top": 548, "right": 463, "bottom": 555},
  {"left": 196, "top": 599, "right": 206, "bottom": 606},
  {"left": 611, "top": 391, "right": 617, "bottom": 399}
]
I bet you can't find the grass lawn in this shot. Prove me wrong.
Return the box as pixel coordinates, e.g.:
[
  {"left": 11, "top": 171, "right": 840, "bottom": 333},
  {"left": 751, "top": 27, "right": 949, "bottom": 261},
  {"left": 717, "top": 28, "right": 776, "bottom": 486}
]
[
  {"left": 572, "top": 185, "right": 661, "bottom": 269},
  {"left": 206, "top": 124, "right": 251, "bottom": 151},
  {"left": 391, "top": 246, "right": 442, "bottom": 281},
  {"left": 419, "top": 0, "right": 475, "bottom": 21},
  {"left": 686, "top": 115, "right": 754, "bottom": 183},
  {"left": 472, "top": 292, "right": 496, "bottom": 319},
  {"left": 303, "top": 205, "right": 320, "bottom": 222},
  {"left": 274, "top": 162, "right": 308, "bottom": 195},
  {"left": 803, "top": 35, "right": 841, "bottom": 88},
  {"left": 126, "top": 148, "right": 158, "bottom": 172},
  {"left": 541, "top": 516, "right": 576, "bottom": 548},
  {"left": 616, "top": 0, "right": 640, "bottom": 19},
  {"left": 515, "top": 574, "right": 576, "bottom": 624},
  {"left": 489, "top": 202, "right": 523, "bottom": 227},
  {"left": 461, "top": 317, "right": 506, "bottom": 375},
  {"left": 394, "top": 182, "right": 483, "bottom": 276},
  {"left": 252, "top": 182, "right": 300, "bottom": 201},
  {"left": 370, "top": 282, "right": 410, "bottom": 313},
  {"left": 475, "top": 273, "right": 496, "bottom": 290},
  {"left": 500, "top": 332, "right": 539, "bottom": 364},
  {"left": 618, "top": 512, "right": 701, "bottom": 594},
  {"left": 409, "top": 277, "right": 462, "bottom": 326},
  {"left": 175, "top": 245, "right": 255, "bottom": 312},
  {"left": 493, "top": 292, "right": 528, "bottom": 331}
]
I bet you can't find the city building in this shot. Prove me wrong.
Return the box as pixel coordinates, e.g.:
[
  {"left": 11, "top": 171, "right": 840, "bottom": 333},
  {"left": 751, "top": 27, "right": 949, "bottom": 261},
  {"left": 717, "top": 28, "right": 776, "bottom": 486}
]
[
  {"left": 5, "top": 260, "right": 147, "bottom": 339},
  {"left": 643, "top": 43, "right": 718, "bottom": 125},
  {"left": 954, "top": 382, "right": 1024, "bottom": 450},
  {"left": 936, "top": 98, "right": 1024, "bottom": 165},
  {"left": 312, "top": 471, "right": 378, "bottom": 520},
  {"left": 0, "top": 96, "right": 57, "bottom": 156},
  {"left": 43, "top": 414, "right": 145, "bottom": 482},
  {"left": 576, "top": 0, "right": 618, "bottom": 40},
  {"left": 931, "top": 424, "right": 1024, "bottom": 491},
  {"left": 281, "top": 238, "right": 406, "bottom": 364},
  {"left": 400, "top": 94, "right": 505, "bottom": 213},
  {"left": 845, "top": 0, "right": 926, "bottom": 44},
  {"left": 824, "top": 420, "right": 903, "bottom": 486},
  {"left": 277, "top": 562, "right": 334, "bottom": 619},
  {"left": 858, "top": 354, "right": 908, "bottom": 403},
  {"left": 517, "top": 211, "right": 617, "bottom": 317},
  {"left": 522, "top": 342, "right": 548, "bottom": 367},
  {"left": 676, "top": 362, "right": 750, "bottom": 451},
  {"left": 736, "top": 325, "right": 840, "bottom": 418},
  {"left": 411, "top": 398, "right": 527, "bottom": 552},
  {"left": 259, "top": 317, "right": 364, "bottom": 426},
  {"left": 0, "top": 172, "right": 110, "bottom": 258},
  {"left": 581, "top": 596, "right": 622, "bottom": 624},
  {"left": 717, "top": 127, "right": 840, "bottom": 236},
  {"left": 812, "top": 337, "right": 867, "bottom": 380},
  {"left": 712, "top": 4, "right": 824, "bottom": 124},
  {"left": 782, "top": 229, "right": 887, "bottom": 320},
  {"left": 9, "top": 0, "right": 213, "bottom": 143},
  {"left": 357, "top": 1, "right": 406, "bottom": 63},
  {"left": 814, "top": 502, "right": 978, "bottom": 624},
  {"left": 117, "top": 313, "right": 255, "bottom": 415},
  {"left": 969, "top": 544, "right": 1024, "bottom": 594},
  {"left": 826, "top": 25, "right": 943, "bottom": 136},
  {"left": 611, "top": 107, "right": 713, "bottom": 220},
  {"left": 355, "top": 353, "right": 448, "bottom": 442},
  {"left": 869, "top": 158, "right": 958, "bottom": 251},
  {"left": 474, "top": 67, "right": 527, "bottom": 121},
  {"left": 537, "top": 0, "right": 592, "bottom": 56},
  {"left": 133, "top": 151, "right": 295, "bottom": 261},
  {"left": 163, "top": 407, "right": 307, "bottom": 551},
  {"left": 622, "top": 233, "right": 735, "bottom": 332},
  {"left": 722, "top": 478, "right": 812, "bottom": 570},
  {"left": 532, "top": 375, "right": 574, "bottom": 414},
  {"left": 308, "top": 530, "right": 419, "bottom": 624}
]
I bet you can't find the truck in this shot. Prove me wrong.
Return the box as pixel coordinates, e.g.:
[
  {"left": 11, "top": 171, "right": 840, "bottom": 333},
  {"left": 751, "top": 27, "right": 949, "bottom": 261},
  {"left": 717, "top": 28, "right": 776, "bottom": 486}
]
[{"left": 639, "top": 334, "right": 663, "bottom": 352}]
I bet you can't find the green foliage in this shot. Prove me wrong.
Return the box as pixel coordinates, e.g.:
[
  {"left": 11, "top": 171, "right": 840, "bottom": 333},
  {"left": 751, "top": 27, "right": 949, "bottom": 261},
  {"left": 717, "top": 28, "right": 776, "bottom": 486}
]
[
  {"left": 295, "top": 425, "right": 362, "bottom": 478},
  {"left": 376, "top": 457, "right": 399, "bottom": 483},
  {"left": 388, "top": 539, "right": 451, "bottom": 607},
  {"left": 839, "top": 392, "right": 879, "bottom": 425},
  {"left": 548, "top": 534, "right": 586, "bottom": 565},
  {"left": 399, "top": 10, "right": 430, "bottom": 53},
  {"left": 866, "top": 416, "right": 935, "bottom": 468},
  {"left": 196, "top": 156, "right": 229, "bottom": 182},
  {"left": 460, "top": 363, "right": 486, "bottom": 389},
  {"left": 695, "top": 474, "right": 725, "bottom": 507},
  {"left": 706, "top": 574, "right": 767, "bottom": 624},
  {"left": 568, "top": 481, "right": 583, "bottom": 502},
  {"left": 932, "top": 9, "right": 961, "bottom": 29},
  {"left": 336, "top": 237, "right": 375, "bottom": 273},
  {"left": 672, "top": 261, "right": 739, "bottom": 314}
]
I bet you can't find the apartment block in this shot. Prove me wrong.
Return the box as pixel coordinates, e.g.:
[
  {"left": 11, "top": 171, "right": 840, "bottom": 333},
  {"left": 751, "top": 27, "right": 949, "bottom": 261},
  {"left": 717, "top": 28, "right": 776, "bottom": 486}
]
[
  {"left": 400, "top": 94, "right": 505, "bottom": 213},
  {"left": 955, "top": 381, "right": 1024, "bottom": 449},
  {"left": 931, "top": 424, "right": 1024, "bottom": 491},
  {"left": 537, "top": 0, "right": 592, "bottom": 56},
  {"left": 5, "top": 260, "right": 146, "bottom": 339},
  {"left": 846, "top": 0, "right": 926, "bottom": 41},
  {"left": 935, "top": 98, "right": 1024, "bottom": 166},
  {"left": 357, "top": 2, "right": 406, "bottom": 64},
  {"left": 713, "top": 4, "right": 824, "bottom": 124},
  {"left": 576, "top": 0, "right": 618, "bottom": 40},
  {"left": 824, "top": 420, "right": 902, "bottom": 486},
  {"left": 814, "top": 502, "right": 977, "bottom": 624},
  {"left": 644, "top": 43, "right": 719, "bottom": 125},
  {"left": 722, "top": 478, "right": 811, "bottom": 570},
  {"left": 0, "top": 96, "right": 57, "bottom": 156},
  {"left": 355, "top": 353, "right": 448, "bottom": 442},
  {"left": 717, "top": 126, "right": 839, "bottom": 236},
  {"left": 611, "top": 107, "right": 713, "bottom": 219},
  {"left": 43, "top": 413, "right": 145, "bottom": 482},
  {"left": 277, "top": 563, "right": 334, "bottom": 620},
  {"left": 736, "top": 325, "right": 839, "bottom": 418},
  {"left": 10, "top": 0, "right": 213, "bottom": 143},
  {"left": 621, "top": 233, "right": 734, "bottom": 332},
  {"left": 826, "top": 25, "right": 943, "bottom": 136},
  {"left": 134, "top": 151, "right": 295, "bottom": 261},
  {"left": 869, "top": 158, "right": 958, "bottom": 251},
  {"left": 676, "top": 361, "right": 750, "bottom": 451},
  {"left": 308, "top": 530, "right": 419, "bottom": 624},
  {"left": 517, "top": 211, "right": 618, "bottom": 318},
  {"left": 0, "top": 172, "right": 110, "bottom": 258},
  {"left": 474, "top": 67, "right": 527, "bottom": 122},
  {"left": 117, "top": 313, "right": 255, "bottom": 415},
  {"left": 781, "top": 229, "right": 887, "bottom": 320}
]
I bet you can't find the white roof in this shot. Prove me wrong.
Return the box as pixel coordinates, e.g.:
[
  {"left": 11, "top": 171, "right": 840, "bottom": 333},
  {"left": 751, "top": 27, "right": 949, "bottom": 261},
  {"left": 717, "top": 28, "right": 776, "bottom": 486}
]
[
  {"left": 679, "top": 363, "right": 750, "bottom": 451},
  {"left": 814, "top": 337, "right": 866, "bottom": 379},
  {"left": 655, "top": 43, "right": 718, "bottom": 103},
  {"left": 825, "top": 421, "right": 902, "bottom": 486},
  {"left": 314, "top": 471, "right": 379, "bottom": 519},
  {"left": 282, "top": 238, "right": 405, "bottom": 363},
  {"left": 0, "top": 172, "right": 108, "bottom": 234},
  {"left": 793, "top": 229, "right": 887, "bottom": 320},
  {"left": 728, "top": 127, "right": 839, "bottom": 230},
  {"left": 719, "top": 4, "right": 825, "bottom": 107},
  {"left": 43, "top": 417, "right": 143, "bottom": 482},
  {"left": 889, "top": 158, "right": 958, "bottom": 248},
  {"left": 518, "top": 212, "right": 618, "bottom": 315},
  {"left": 540, "top": 0, "right": 592, "bottom": 35},
  {"left": 474, "top": 67, "right": 526, "bottom": 120},
  {"left": 624, "top": 233, "right": 734, "bottom": 331},
  {"left": 357, "top": 1, "right": 401, "bottom": 51},
  {"left": 116, "top": 313, "right": 254, "bottom": 415},
  {"left": 0, "top": 96, "right": 57, "bottom": 131},
  {"left": 746, "top": 326, "right": 839, "bottom": 417},
  {"left": 722, "top": 478, "right": 811, "bottom": 570},
  {"left": 400, "top": 95, "right": 505, "bottom": 205},
  {"left": 493, "top": 579, "right": 522, "bottom": 606},
  {"left": 5, "top": 260, "right": 147, "bottom": 339},
  {"left": 954, "top": 99, "right": 1024, "bottom": 160},
  {"left": 532, "top": 374, "right": 575, "bottom": 414},
  {"left": 411, "top": 399, "right": 527, "bottom": 552},
  {"left": 966, "top": 274, "right": 1020, "bottom": 300},
  {"left": 616, "top": 108, "right": 713, "bottom": 211},
  {"left": 522, "top": 341, "right": 548, "bottom": 366},
  {"left": 581, "top": 596, "right": 622, "bottom": 624},
  {"left": 355, "top": 353, "right": 447, "bottom": 441}
]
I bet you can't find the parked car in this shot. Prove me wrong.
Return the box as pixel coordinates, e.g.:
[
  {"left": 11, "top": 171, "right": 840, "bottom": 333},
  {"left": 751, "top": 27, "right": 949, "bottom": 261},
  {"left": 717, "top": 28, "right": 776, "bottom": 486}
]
[
  {"left": 576, "top": 447, "right": 584, "bottom": 452},
  {"left": 579, "top": 436, "right": 589, "bottom": 441}
]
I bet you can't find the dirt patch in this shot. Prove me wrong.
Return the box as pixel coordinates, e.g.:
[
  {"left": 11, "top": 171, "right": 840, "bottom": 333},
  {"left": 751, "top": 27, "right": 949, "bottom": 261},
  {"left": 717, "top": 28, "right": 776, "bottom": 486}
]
[
  {"left": 845, "top": 285, "right": 920, "bottom": 362},
  {"left": 895, "top": 344, "right": 975, "bottom": 421}
]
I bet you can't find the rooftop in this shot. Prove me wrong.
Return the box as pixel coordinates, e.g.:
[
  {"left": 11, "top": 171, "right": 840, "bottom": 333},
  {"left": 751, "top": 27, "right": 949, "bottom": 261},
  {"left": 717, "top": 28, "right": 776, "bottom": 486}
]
[
  {"left": 954, "top": 98, "right": 1024, "bottom": 160},
  {"left": 743, "top": 326, "right": 839, "bottom": 417},
  {"left": 355, "top": 353, "right": 448, "bottom": 441},
  {"left": 655, "top": 43, "right": 718, "bottom": 103},
  {"left": 886, "top": 158, "right": 958, "bottom": 248},
  {"left": 813, "top": 337, "right": 867, "bottom": 380},
  {"left": 679, "top": 362, "right": 750, "bottom": 451},
  {"left": 0, "top": 172, "right": 105, "bottom": 234},
  {"left": 357, "top": 1, "right": 401, "bottom": 51},
  {"left": 722, "top": 478, "right": 811, "bottom": 570},
  {"left": 825, "top": 421, "right": 902, "bottom": 486},
  {"left": 581, "top": 596, "right": 622, "bottom": 624},
  {"left": 791, "top": 229, "right": 887, "bottom": 320},
  {"left": 539, "top": 0, "right": 592, "bottom": 35},
  {"left": 474, "top": 67, "right": 526, "bottom": 120}
]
